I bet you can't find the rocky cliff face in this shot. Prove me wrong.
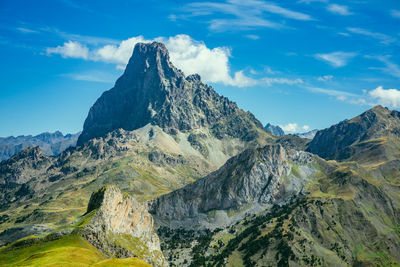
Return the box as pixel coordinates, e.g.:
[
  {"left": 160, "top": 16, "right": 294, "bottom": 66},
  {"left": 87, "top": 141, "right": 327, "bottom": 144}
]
[
  {"left": 78, "top": 42, "right": 264, "bottom": 146},
  {"left": 0, "top": 147, "right": 55, "bottom": 205},
  {"left": 152, "top": 144, "right": 400, "bottom": 266},
  {"left": 264, "top": 123, "right": 284, "bottom": 136},
  {"left": 150, "top": 144, "right": 317, "bottom": 228},
  {"left": 0, "top": 131, "right": 80, "bottom": 161},
  {"left": 307, "top": 105, "right": 400, "bottom": 160},
  {"left": 77, "top": 185, "right": 167, "bottom": 266}
]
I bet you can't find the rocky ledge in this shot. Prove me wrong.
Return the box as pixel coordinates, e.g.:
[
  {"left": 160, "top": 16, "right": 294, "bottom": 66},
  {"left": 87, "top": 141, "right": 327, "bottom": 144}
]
[{"left": 76, "top": 185, "right": 167, "bottom": 267}]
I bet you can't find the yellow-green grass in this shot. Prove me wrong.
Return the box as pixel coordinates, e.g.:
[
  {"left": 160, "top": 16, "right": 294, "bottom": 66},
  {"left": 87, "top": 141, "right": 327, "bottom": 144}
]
[
  {"left": 92, "top": 258, "right": 151, "bottom": 266},
  {"left": 0, "top": 234, "right": 149, "bottom": 266}
]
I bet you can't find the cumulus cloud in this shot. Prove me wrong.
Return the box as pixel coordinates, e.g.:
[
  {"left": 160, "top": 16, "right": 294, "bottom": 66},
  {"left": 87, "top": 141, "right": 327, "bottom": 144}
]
[
  {"left": 46, "top": 34, "right": 306, "bottom": 88},
  {"left": 280, "top": 123, "right": 310, "bottom": 133},
  {"left": 46, "top": 40, "right": 89, "bottom": 59},
  {"left": 46, "top": 35, "right": 262, "bottom": 87},
  {"left": 369, "top": 86, "right": 400, "bottom": 108},
  {"left": 326, "top": 4, "right": 353, "bottom": 16},
  {"left": 314, "top": 52, "right": 357, "bottom": 67}
]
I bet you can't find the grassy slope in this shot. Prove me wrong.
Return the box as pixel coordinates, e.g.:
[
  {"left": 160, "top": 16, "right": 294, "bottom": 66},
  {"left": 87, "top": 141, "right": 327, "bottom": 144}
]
[{"left": 0, "top": 233, "right": 150, "bottom": 267}]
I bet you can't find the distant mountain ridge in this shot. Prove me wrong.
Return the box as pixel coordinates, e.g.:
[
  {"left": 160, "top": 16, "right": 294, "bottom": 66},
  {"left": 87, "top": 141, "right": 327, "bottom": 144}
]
[
  {"left": 264, "top": 123, "right": 284, "bottom": 136},
  {"left": 307, "top": 105, "right": 400, "bottom": 160},
  {"left": 0, "top": 131, "right": 80, "bottom": 161}
]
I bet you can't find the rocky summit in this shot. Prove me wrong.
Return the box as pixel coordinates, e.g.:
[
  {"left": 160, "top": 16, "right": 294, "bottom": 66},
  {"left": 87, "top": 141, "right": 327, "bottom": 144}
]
[{"left": 78, "top": 42, "right": 264, "bottom": 146}]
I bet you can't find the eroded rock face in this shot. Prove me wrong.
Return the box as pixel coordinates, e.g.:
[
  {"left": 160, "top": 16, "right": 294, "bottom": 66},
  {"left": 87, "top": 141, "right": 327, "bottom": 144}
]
[
  {"left": 78, "top": 185, "right": 167, "bottom": 266},
  {"left": 150, "top": 144, "right": 317, "bottom": 228},
  {"left": 77, "top": 42, "right": 263, "bottom": 146}
]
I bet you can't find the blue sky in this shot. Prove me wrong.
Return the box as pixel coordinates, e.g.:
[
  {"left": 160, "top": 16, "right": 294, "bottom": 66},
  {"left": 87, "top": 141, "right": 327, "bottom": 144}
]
[{"left": 0, "top": 0, "right": 399, "bottom": 136}]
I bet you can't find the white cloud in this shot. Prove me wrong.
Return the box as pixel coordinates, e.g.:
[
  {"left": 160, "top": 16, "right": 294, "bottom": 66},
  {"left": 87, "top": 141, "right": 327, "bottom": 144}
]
[
  {"left": 262, "top": 77, "right": 303, "bottom": 86},
  {"left": 160, "top": 35, "right": 237, "bottom": 85},
  {"left": 306, "top": 86, "right": 378, "bottom": 106},
  {"left": 347, "top": 27, "right": 396, "bottom": 45},
  {"left": 179, "top": 0, "right": 313, "bottom": 32},
  {"left": 16, "top": 27, "right": 38, "bottom": 34},
  {"left": 280, "top": 123, "right": 310, "bottom": 133},
  {"left": 314, "top": 51, "right": 357, "bottom": 67},
  {"left": 40, "top": 26, "right": 120, "bottom": 45},
  {"left": 46, "top": 34, "right": 305, "bottom": 88},
  {"left": 257, "top": 1, "right": 314, "bottom": 20},
  {"left": 326, "top": 4, "right": 353, "bottom": 16},
  {"left": 264, "top": 66, "right": 277, "bottom": 74},
  {"left": 280, "top": 123, "right": 298, "bottom": 132},
  {"left": 317, "top": 75, "right": 333, "bottom": 82},
  {"left": 391, "top": 9, "right": 400, "bottom": 18},
  {"left": 229, "top": 71, "right": 258, "bottom": 87},
  {"left": 298, "top": 0, "right": 327, "bottom": 3},
  {"left": 46, "top": 41, "right": 89, "bottom": 59},
  {"left": 338, "top": 32, "right": 350, "bottom": 37},
  {"left": 46, "top": 35, "right": 258, "bottom": 87},
  {"left": 93, "top": 36, "right": 150, "bottom": 67},
  {"left": 369, "top": 86, "right": 400, "bottom": 108},
  {"left": 60, "top": 71, "right": 116, "bottom": 83},
  {"left": 307, "top": 87, "right": 358, "bottom": 98},
  {"left": 245, "top": 34, "right": 260, "bottom": 40}
]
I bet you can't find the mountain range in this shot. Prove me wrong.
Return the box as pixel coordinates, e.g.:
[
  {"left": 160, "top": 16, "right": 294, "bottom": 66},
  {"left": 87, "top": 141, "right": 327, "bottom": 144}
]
[
  {"left": 0, "top": 42, "right": 399, "bottom": 266},
  {"left": 0, "top": 131, "right": 80, "bottom": 162}
]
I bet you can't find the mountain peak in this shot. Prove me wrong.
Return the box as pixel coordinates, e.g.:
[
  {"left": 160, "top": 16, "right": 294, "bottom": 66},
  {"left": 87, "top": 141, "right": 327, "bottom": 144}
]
[
  {"left": 307, "top": 105, "right": 400, "bottom": 160},
  {"left": 77, "top": 42, "right": 264, "bottom": 146}
]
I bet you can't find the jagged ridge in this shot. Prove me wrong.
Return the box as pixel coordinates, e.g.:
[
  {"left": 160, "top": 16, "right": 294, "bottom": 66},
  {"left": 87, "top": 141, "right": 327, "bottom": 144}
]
[{"left": 78, "top": 42, "right": 263, "bottom": 145}]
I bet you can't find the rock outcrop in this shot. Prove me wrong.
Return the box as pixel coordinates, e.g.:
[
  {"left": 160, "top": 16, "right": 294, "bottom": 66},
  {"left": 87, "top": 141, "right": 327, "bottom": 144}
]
[
  {"left": 77, "top": 185, "right": 167, "bottom": 267},
  {"left": 78, "top": 42, "right": 264, "bottom": 145},
  {"left": 150, "top": 144, "right": 317, "bottom": 228}
]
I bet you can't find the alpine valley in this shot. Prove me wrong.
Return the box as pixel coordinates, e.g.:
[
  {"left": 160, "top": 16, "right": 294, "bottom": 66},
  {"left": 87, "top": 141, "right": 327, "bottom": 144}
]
[{"left": 0, "top": 42, "right": 399, "bottom": 267}]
